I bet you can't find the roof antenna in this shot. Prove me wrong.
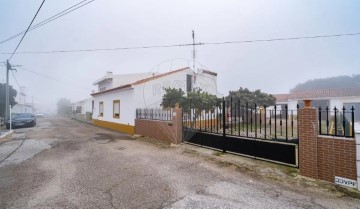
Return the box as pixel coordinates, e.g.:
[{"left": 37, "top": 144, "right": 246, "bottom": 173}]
[{"left": 192, "top": 30, "right": 196, "bottom": 73}]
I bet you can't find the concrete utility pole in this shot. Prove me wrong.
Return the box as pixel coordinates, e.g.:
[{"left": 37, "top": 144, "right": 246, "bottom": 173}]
[
  {"left": 5, "top": 60, "right": 17, "bottom": 121},
  {"left": 5, "top": 60, "right": 10, "bottom": 122}
]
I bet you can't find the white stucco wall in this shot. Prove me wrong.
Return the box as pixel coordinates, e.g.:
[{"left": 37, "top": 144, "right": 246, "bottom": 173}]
[
  {"left": 11, "top": 104, "right": 25, "bottom": 113},
  {"left": 132, "top": 68, "right": 219, "bottom": 108},
  {"left": 80, "top": 98, "right": 93, "bottom": 114},
  {"left": 132, "top": 68, "right": 193, "bottom": 108},
  {"left": 287, "top": 100, "right": 298, "bottom": 111},
  {"left": 97, "top": 79, "right": 113, "bottom": 92},
  {"left": 92, "top": 88, "right": 135, "bottom": 125},
  {"left": 330, "top": 97, "right": 360, "bottom": 109},
  {"left": 194, "top": 72, "right": 219, "bottom": 96},
  {"left": 355, "top": 123, "right": 360, "bottom": 191},
  {"left": 112, "top": 73, "right": 156, "bottom": 87}
]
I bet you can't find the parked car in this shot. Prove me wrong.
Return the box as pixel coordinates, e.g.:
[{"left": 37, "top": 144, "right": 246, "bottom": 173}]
[
  {"left": 6, "top": 113, "right": 36, "bottom": 129},
  {"left": 35, "top": 113, "right": 44, "bottom": 118}
]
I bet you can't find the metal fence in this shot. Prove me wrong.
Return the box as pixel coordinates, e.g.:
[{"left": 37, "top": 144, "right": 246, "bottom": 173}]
[
  {"left": 318, "top": 106, "right": 356, "bottom": 138},
  {"left": 136, "top": 108, "right": 173, "bottom": 121},
  {"left": 183, "top": 99, "right": 299, "bottom": 144},
  {"left": 182, "top": 99, "right": 299, "bottom": 167}
]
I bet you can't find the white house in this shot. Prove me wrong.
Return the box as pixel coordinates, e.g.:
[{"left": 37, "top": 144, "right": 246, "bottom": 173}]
[
  {"left": 90, "top": 67, "right": 219, "bottom": 134},
  {"left": 71, "top": 97, "right": 94, "bottom": 122},
  {"left": 12, "top": 86, "right": 35, "bottom": 114},
  {"left": 274, "top": 87, "right": 360, "bottom": 120}
]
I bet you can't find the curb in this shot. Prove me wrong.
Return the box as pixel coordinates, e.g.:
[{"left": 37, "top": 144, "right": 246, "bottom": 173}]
[
  {"left": 0, "top": 130, "right": 14, "bottom": 143},
  {"left": 178, "top": 143, "right": 360, "bottom": 198}
]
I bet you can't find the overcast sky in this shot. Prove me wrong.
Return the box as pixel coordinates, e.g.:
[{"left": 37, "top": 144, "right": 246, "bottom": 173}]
[{"left": 0, "top": 0, "right": 359, "bottom": 112}]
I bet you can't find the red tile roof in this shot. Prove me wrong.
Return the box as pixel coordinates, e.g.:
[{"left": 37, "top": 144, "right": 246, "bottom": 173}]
[
  {"left": 275, "top": 87, "right": 360, "bottom": 102},
  {"left": 290, "top": 87, "right": 360, "bottom": 99},
  {"left": 273, "top": 94, "right": 290, "bottom": 102}
]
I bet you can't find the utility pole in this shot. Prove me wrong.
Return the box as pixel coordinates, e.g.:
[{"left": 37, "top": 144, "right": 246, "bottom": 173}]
[
  {"left": 5, "top": 60, "right": 10, "bottom": 122},
  {"left": 5, "top": 60, "right": 17, "bottom": 121}
]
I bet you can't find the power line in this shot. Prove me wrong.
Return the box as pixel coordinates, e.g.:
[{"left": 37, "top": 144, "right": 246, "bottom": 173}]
[
  {"left": 0, "top": 0, "right": 95, "bottom": 45},
  {"left": 201, "top": 32, "right": 360, "bottom": 45},
  {"left": 11, "top": 70, "right": 21, "bottom": 89},
  {"left": 9, "top": 0, "right": 46, "bottom": 60},
  {"left": 18, "top": 67, "right": 92, "bottom": 91},
  {"left": 1, "top": 32, "right": 359, "bottom": 55},
  {"left": 1, "top": 43, "right": 194, "bottom": 55}
]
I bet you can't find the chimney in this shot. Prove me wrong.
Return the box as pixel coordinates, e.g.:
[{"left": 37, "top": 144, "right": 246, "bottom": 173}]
[{"left": 106, "top": 71, "right": 113, "bottom": 76}]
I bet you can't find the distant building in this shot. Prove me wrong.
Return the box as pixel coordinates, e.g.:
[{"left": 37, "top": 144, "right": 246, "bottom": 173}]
[
  {"left": 91, "top": 67, "right": 219, "bottom": 134},
  {"left": 12, "top": 87, "right": 35, "bottom": 114},
  {"left": 72, "top": 98, "right": 93, "bottom": 115},
  {"left": 71, "top": 97, "right": 94, "bottom": 122},
  {"left": 274, "top": 87, "right": 360, "bottom": 121}
]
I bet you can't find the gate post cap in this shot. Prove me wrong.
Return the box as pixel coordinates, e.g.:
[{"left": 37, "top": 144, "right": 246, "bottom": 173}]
[{"left": 303, "top": 99, "right": 312, "bottom": 108}]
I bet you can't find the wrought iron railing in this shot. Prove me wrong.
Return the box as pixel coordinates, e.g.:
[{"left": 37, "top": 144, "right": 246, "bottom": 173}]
[
  {"left": 318, "top": 106, "right": 355, "bottom": 138},
  {"left": 136, "top": 108, "right": 173, "bottom": 121},
  {"left": 182, "top": 98, "right": 299, "bottom": 143}
]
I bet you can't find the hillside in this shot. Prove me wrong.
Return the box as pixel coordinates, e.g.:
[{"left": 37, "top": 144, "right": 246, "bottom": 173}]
[{"left": 290, "top": 74, "right": 360, "bottom": 93}]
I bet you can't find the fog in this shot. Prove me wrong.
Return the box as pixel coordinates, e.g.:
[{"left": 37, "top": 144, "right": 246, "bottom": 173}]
[{"left": 0, "top": 0, "right": 359, "bottom": 113}]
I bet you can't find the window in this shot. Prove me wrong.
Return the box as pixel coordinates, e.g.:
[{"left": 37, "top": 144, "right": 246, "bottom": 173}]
[
  {"left": 76, "top": 106, "right": 81, "bottom": 114},
  {"left": 113, "top": 100, "right": 120, "bottom": 118},
  {"left": 186, "top": 74, "right": 192, "bottom": 92},
  {"left": 99, "top": 102, "right": 104, "bottom": 117}
]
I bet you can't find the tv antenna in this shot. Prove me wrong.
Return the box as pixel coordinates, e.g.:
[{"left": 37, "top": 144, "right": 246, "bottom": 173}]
[{"left": 192, "top": 30, "right": 196, "bottom": 72}]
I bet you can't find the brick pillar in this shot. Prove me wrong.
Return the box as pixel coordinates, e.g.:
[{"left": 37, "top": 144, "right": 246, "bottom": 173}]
[
  {"left": 298, "top": 101, "right": 318, "bottom": 179},
  {"left": 172, "top": 107, "right": 183, "bottom": 144}
]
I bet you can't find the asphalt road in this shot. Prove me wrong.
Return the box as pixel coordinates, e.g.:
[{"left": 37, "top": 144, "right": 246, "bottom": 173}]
[{"left": 0, "top": 117, "right": 359, "bottom": 209}]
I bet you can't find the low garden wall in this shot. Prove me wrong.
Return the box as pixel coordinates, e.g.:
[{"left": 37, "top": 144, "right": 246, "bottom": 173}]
[{"left": 135, "top": 108, "right": 182, "bottom": 144}]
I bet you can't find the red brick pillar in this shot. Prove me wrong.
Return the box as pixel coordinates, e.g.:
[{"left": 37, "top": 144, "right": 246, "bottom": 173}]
[
  {"left": 298, "top": 100, "right": 318, "bottom": 179},
  {"left": 172, "top": 107, "right": 183, "bottom": 144}
]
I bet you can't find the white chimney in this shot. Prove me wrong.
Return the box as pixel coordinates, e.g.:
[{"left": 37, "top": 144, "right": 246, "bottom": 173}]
[{"left": 106, "top": 71, "right": 113, "bottom": 76}]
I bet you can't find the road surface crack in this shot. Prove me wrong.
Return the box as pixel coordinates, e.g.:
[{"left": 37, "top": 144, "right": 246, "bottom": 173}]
[{"left": 0, "top": 139, "right": 25, "bottom": 164}]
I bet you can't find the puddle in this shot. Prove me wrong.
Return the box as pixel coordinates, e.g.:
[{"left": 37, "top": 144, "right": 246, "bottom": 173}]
[{"left": 92, "top": 133, "right": 115, "bottom": 144}]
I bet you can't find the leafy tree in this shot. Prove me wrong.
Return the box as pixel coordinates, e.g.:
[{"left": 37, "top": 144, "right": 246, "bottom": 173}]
[
  {"left": 160, "top": 88, "right": 186, "bottom": 108},
  {"left": 57, "top": 98, "right": 72, "bottom": 116},
  {"left": 185, "top": 90, "right": 218, "bottom": 111},
  {"left": 0, "top": 83, "right": 17, "bottom": 117},
  {"left": 226, "top": 87, "right": 276, "bottom": 107},
  {"left": 161, "top": 88, "right": 218, "bottom": 110}
]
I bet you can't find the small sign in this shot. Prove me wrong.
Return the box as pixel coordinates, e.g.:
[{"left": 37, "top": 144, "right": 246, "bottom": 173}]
[
  {"left": 335, "top": 176, "right": 357, "bottom": 188},
  {"left": 173, "top": 112, "right": 177, "bottom": 117}
]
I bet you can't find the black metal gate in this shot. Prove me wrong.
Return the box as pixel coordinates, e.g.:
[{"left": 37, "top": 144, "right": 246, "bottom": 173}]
[{"left": 182, "top": 99, "right": 299, "bottom": 167}]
